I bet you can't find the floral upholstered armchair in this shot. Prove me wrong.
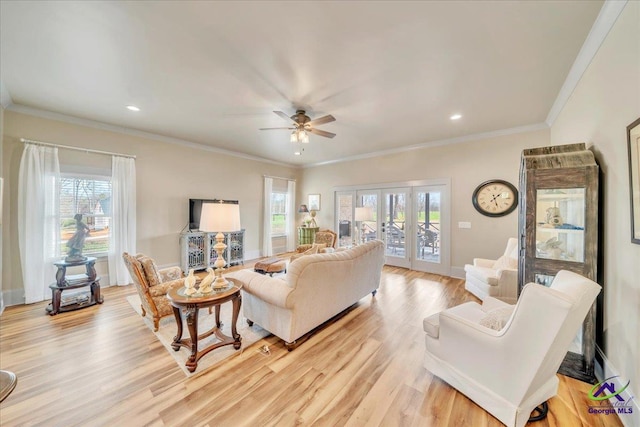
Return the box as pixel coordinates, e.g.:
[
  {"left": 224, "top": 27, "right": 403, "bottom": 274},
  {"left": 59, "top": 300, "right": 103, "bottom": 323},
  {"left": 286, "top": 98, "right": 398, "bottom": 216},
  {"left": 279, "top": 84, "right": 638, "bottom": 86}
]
[
  {"left": 291, "top": 229, "right": 338, "bottom": 263},
  {"left": 122, "top": 252, "right": 184, "bottom": 331},
  {"left": 295, "top": 229, "right": 337, "bottom": 253}
]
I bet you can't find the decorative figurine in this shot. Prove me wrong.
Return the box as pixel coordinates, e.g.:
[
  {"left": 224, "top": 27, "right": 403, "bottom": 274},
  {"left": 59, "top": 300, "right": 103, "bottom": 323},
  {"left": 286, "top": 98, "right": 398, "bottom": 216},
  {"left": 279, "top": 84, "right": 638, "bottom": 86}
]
[
  {"left": 199, "top": 267, "right": 215, "bottom": 294},
  {"left": 184, "top": 269, "right": 197, "bottom": 295},
  {"left": 65, "top": 214, "right": 90, "bottom": 262}
]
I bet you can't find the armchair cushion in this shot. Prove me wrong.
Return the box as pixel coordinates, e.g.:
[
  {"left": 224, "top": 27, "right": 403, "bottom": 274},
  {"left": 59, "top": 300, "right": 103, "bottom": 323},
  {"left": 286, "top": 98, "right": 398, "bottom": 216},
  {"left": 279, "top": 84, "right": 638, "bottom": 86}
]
[
  {"left": 465, "top": 266, "right": 500, "bottom": 286},
  {"left": 492, "top": 255, "right": 517, "bottom": 271},
  {"left": 148, "top": 278, "right": 185, "bottom": 297},
  {"left": 136, "top": 254, "right": 161, "bottom": 287}
]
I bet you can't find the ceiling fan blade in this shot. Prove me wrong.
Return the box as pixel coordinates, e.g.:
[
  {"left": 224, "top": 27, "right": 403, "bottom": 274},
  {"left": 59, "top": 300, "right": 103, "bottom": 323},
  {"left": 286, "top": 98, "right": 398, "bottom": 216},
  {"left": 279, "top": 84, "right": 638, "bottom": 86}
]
[
  {"left": 274, "top": 111, "right": 295, "bottom": 123},
  {"left": 309, "top": 128, "right": 336, "bottom": 138},
  {"left": 307, "top": 114, "right": 336, "bottom": 127},
  {"left": 259, "top": 127, "right": 295, "bottom": 130}
]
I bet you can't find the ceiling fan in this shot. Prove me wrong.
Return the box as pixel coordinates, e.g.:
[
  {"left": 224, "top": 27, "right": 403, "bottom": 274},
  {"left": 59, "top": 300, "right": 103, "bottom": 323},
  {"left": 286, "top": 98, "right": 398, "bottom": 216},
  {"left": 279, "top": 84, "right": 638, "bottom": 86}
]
[{"left": 260, "top": 110, "right": 336, "bottom": 143}]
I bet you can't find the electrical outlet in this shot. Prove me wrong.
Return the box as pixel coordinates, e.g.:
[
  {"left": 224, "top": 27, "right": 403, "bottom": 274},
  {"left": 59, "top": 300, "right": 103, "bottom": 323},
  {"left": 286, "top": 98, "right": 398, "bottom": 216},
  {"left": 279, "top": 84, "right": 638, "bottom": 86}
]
[{"left": 458, "top": 221, "right": 471, "bottom": 229}]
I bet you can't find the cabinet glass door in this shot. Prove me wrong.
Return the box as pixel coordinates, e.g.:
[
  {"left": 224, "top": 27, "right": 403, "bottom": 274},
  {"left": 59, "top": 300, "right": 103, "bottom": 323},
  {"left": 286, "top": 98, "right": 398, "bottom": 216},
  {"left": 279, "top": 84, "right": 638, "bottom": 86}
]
[{"left": 535, "top": 188, "right": 585, "bottom": 262}]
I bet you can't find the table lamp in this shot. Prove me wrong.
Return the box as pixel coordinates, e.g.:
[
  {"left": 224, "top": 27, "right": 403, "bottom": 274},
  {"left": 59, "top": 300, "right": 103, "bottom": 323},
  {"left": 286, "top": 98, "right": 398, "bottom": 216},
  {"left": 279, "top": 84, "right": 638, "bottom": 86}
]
[
  {"left": 355, "top": 206, "right": 374, "bottom": 245},
  {"left": 199, "top": 202, "right": 241, "bottom": 289},
  {"left": 298, "top": 204, "right": 309, "bottom": 226}
]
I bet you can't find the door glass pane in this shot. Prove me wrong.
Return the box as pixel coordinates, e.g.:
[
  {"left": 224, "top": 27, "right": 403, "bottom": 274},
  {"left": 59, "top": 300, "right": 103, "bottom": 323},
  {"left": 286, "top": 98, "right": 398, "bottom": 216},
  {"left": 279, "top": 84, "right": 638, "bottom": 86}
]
[
  {"left": 384, "top": 192, "right": 406, "bottom": 257},
  {"left": 337, "top": 193, "right": 353, "bottom": 247},
  {"left": 416, "top": 191, "right": 441, "bottom": 263},
  {"left": 358, "top": 193, "right": 378, "bottom": 243},
  {"left": 535, "top": 188, "right": 585, "bottom": 262}
]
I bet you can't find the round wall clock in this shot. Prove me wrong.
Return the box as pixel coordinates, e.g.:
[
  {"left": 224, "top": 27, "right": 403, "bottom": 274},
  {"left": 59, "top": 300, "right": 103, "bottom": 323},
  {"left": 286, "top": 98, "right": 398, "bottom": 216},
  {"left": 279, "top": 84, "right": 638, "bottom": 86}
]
[{"left": 472, "top": 179, "right": 518, "bottom": 217}]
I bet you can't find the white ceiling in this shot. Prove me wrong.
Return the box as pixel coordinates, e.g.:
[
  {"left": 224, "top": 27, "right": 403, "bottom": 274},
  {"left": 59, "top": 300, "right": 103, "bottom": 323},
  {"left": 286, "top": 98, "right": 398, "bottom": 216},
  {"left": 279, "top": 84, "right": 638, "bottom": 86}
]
[{"left": 0, "top": 1, "right": 604, "bottom": 167}]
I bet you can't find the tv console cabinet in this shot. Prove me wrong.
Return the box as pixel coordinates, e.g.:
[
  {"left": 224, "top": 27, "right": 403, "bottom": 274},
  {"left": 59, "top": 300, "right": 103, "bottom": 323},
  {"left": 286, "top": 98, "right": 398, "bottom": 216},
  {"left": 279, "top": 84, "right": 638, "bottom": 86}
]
[{"left": 180, "top": 230, "right": 245, "bottom": 274}]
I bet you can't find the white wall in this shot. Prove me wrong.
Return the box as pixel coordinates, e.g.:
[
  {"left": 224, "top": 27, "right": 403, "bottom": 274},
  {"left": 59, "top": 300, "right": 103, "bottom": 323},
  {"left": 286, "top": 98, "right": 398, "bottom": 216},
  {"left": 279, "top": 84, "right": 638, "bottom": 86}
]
[
  {"left": 1, "top": 110, "right": 300, "bottom": 302},
  {"left": 550, "top": 2, "right": 640, "bottom": 423},
  {"left": 300, "top": 128, "right": 550, "bottom": 274}
]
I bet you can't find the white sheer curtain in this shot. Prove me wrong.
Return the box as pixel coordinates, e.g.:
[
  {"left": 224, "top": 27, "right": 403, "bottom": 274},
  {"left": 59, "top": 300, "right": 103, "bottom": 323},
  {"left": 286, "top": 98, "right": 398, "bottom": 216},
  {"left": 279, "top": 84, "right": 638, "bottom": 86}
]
[
  {"left": 286, "top": 180, "right": 296, "bottom": 252},
  {"left": 263, "top": 177, "right": 273, "bottom": 257},
  {"left": 108, "top": 156, "right": 136, "bottom": 285},
  {"left": 18, "top": 144, "right": 60, "bottom": 303}
]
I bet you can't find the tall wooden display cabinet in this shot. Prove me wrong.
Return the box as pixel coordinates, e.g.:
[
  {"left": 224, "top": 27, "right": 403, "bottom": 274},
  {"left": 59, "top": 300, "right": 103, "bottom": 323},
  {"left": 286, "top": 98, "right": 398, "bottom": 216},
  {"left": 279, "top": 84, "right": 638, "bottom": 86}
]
[{"left": 518, "top": 143, "right": 599, "bottom": 383}]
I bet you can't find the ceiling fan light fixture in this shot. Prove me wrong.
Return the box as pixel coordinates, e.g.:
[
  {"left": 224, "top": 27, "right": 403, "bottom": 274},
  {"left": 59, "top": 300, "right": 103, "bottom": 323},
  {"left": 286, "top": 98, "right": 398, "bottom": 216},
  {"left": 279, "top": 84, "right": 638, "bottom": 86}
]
[
  {"left": 290, "top": 132, "right": 298, "bottom": 143},
  {"left": 299, "top": 131, "right": 309, "bottom": 143}
]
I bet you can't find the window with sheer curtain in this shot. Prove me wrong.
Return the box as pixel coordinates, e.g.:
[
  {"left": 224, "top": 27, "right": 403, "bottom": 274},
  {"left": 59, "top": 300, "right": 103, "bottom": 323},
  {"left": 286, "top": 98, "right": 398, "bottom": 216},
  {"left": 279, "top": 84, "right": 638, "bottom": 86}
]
[{"left": 59, "top": 175, "right": 112, "bottom": 256}]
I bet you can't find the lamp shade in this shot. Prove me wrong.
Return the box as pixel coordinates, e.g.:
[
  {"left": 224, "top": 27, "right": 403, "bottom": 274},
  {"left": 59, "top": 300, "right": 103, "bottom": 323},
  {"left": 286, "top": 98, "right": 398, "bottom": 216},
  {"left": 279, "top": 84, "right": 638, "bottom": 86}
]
[
  {"left": 355, "top": 206, "right": 374, "bottom": 221},
  {"left": 298, "top": 204, "right": 309, "bottom": 213},
  {"left": 199, "top": 202, "right": 241, "bottom": 232}
]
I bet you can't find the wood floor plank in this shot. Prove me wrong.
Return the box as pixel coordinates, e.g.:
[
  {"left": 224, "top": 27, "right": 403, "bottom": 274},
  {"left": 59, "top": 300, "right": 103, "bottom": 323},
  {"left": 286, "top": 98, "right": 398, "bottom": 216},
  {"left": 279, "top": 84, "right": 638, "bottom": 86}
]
[{"left": 0, "top": 261, "right": 623, "bottom": 426}]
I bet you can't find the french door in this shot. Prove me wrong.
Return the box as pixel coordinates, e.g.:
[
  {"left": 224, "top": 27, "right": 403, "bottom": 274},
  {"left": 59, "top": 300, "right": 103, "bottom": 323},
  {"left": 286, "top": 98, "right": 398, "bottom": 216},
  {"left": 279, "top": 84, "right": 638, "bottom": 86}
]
[
  {"left": 336, "top": 180, "right": 450, "bottom": 274},
  {"left": 412, "top": 184, "right": 450, "bottom": 275}
]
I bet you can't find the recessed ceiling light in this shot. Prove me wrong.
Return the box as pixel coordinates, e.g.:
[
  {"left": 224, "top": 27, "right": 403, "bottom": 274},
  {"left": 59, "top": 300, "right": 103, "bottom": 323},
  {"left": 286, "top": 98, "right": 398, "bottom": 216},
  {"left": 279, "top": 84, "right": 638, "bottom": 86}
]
[
  {"left": 294, "top": 151, "right": 301, "bottom": 156},
  {"left": 450, "top": 114, "right": 462, "bottom": 120},
  {"left": 126, "top": 105, "right": 140, "bottom": 112}
]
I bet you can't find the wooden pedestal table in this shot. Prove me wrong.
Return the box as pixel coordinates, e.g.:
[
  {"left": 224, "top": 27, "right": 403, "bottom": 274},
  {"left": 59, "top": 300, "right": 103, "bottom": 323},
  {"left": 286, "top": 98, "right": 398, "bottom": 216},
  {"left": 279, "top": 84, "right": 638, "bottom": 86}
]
[
  {"left": 47, "top": 257, "right": 103, "bottom": 315},
  {"left": 166, "top": 282, "right": 242, "bottom": 373}
]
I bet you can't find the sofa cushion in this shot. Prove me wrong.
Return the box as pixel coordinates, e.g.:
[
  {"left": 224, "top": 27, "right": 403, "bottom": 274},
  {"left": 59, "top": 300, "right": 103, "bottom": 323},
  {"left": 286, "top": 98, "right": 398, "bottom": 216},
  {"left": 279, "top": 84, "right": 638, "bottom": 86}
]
[{"left": 479, "top": 306, "right": 515, "bottom": 330}]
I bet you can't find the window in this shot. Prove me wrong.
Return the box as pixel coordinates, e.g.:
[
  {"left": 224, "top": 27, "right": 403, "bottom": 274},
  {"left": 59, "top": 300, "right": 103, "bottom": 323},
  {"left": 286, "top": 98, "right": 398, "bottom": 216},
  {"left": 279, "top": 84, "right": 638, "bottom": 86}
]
[
  {"left": 59, "top": 175, "right": 112, "bottom": 255},
  {"left": 270, "top": 192, "right": 288, "bottom": 235}
]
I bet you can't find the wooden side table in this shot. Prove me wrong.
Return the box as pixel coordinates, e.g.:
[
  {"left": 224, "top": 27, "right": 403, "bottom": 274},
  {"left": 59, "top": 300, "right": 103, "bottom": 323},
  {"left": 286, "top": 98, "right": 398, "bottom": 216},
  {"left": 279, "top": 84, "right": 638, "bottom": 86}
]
[
  {"left": 47, "top": 257, "right": 103, "bottom": 315},
  {"left": 166, "top": 282, "right": 242, "bottom": 373}
]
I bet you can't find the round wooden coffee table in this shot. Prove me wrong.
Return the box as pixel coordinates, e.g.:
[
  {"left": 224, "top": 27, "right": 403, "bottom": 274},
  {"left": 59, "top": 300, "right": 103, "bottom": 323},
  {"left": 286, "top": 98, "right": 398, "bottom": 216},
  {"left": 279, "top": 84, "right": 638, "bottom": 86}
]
[{"left": 166, "top": 281, "right": 242, "bottom": 373}]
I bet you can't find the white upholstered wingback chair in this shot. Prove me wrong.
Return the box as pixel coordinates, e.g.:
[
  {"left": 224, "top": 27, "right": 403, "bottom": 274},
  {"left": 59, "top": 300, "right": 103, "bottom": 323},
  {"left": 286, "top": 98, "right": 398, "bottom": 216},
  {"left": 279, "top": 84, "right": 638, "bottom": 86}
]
[
  {"left": 423, "top": 270, "right": 601, "bottom": 427},
  {"left": 465, "top": 237, "right": 518, "bottom": 303}
]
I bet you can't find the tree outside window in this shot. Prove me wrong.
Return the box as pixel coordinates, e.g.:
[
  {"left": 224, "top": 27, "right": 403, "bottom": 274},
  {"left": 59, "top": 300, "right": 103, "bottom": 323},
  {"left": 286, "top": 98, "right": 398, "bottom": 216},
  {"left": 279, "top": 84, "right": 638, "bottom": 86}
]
[
  {"left": 59, "top": 176, "right": 112, "bottom": 255},
  {"left": 271, "top": 192, "right": 288, "bottom": 235}
]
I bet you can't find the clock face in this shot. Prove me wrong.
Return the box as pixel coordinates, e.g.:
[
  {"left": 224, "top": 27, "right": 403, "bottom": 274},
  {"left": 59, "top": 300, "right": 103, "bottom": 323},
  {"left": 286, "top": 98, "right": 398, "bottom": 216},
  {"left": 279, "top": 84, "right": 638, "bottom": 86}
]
[{"left": 472, "top": 180, "right": 518, "bottom": 217}]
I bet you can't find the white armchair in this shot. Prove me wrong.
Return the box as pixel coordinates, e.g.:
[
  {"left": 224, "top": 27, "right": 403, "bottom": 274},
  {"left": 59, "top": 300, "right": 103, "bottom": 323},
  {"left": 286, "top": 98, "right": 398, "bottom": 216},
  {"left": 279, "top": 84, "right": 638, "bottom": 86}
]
[
  {"left": 423, "top": 270, "right": 601, "bottom": 427},
  {"left": 465, "top": 237, "right": 518, "bottom": 303}
]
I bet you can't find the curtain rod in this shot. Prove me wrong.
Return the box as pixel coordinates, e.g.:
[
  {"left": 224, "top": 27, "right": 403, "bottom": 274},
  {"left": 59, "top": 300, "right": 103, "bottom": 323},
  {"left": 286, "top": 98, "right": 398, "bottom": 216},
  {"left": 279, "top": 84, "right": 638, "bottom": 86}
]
[
  {"left": 20, "top": 138, "right": 136, "bottom": 159},
  {"left": 263, "top": 174, "right": 296, "bottom": 182}
]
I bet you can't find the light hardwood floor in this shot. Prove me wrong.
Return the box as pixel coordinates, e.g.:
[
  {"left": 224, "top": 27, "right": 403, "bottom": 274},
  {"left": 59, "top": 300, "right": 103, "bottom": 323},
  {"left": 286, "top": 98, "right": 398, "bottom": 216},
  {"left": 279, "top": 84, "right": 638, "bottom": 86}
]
[{"left": 0, "top": 263, "right": 622, "bottom": 426}]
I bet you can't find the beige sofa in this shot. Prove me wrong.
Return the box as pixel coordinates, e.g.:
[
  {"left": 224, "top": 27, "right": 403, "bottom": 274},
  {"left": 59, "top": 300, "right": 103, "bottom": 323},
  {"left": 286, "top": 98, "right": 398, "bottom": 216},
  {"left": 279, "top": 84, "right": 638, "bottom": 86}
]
[{"left": 227, "top": 240, "right": 385, "bottom": 349}]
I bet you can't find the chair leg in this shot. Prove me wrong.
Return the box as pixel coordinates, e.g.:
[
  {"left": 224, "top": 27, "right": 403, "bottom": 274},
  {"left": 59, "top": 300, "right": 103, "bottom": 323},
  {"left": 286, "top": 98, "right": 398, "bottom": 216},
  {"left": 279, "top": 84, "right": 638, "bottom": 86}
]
[
  {"left": 140, "top": 305, "right": 146, "bottom": 317},
  {"left": 153, "top": 317, "right": 160, "bottom": 332}
]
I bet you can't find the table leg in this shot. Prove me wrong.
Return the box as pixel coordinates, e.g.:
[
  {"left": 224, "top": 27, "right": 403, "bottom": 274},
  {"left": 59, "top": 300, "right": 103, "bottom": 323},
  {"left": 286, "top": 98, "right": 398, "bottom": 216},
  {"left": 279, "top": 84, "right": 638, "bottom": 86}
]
[
  {"left": 171, "top": 306, "right": 183, "bottom": 351},
  {"left": 49, "top": 288, "right": 62, "bottom": 315},
  {"left": 185, "top": 306, "right": 199, "bottom": 372},
  {"left": 56, "top": 266, "right": 67, "bottom": 287},
  {"left": 215, "top": 305, "right": 222, "bottom": 328},
  {"left": 91, "top": 281, "right": 104, "bottom": 304},
  {"left": 232, "top": 293, "right": 242, "bottom": 349},
  {"left": 86, "top": 260, "right": 97, "bottom": 282}
]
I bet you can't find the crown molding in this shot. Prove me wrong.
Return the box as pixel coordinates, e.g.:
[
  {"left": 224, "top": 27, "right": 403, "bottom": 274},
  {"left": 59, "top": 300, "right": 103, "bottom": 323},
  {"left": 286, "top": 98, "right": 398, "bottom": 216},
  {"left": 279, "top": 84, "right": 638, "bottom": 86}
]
[
  {"left": 6, "top": 104, "right": 300, "bottom": 169},
  {"left": 546, "top": 0, "right": 628, "bottom": 126},
  {"left": 303, "top": 122, "right": 549, "bottom": 168},
  {"left": 0, "top": 80, "right": 13, "bottom": 109}
]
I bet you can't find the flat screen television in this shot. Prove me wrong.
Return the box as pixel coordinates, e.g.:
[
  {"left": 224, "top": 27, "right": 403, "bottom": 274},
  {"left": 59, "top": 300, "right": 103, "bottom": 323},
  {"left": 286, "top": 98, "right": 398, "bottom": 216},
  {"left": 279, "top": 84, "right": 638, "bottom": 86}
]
[{"left": 189, "top": 199, "right": 238, "bottom": 231}]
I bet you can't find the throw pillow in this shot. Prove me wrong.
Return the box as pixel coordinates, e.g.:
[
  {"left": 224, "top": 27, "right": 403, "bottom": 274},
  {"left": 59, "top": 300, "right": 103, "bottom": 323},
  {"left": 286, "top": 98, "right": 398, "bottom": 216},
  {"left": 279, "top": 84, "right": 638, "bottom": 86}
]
[
  {"left": 492, "top": 255, "right": 517, "bottom": 271},
  {"left": 290, "top": 245, "right": 319, "bottom": 263},
  {"left": 136, "top": 255, "right": 161, "bottom": 287},
  {"left": 312, "top": 243, "right": 327, "bottom": 252},
  {"left": 479, "top": 306, "right": 515, "bottom": 331}
]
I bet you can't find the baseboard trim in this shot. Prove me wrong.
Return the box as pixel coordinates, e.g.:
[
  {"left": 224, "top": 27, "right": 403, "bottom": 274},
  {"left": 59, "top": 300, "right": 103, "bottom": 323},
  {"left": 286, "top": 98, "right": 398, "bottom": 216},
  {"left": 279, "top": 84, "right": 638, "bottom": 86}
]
[
  {"left": 594, "top": 345, "right": 639, "bottom": 427},
  {"left": 1, "top": 288, "right": 25, "bottom": 307},
  {"left": 450, "top": 266, "right": 465, "bottom": 279}
]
